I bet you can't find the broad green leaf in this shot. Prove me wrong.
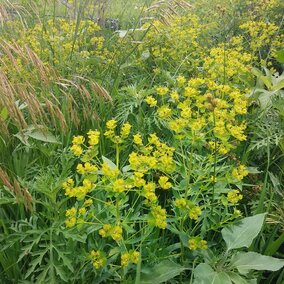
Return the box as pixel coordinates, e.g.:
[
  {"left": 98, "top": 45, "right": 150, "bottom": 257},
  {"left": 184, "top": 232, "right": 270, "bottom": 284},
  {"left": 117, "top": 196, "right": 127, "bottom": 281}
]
[
  {"left": 230, "top": 252, "right": 284, "bottom": 275},
  {"left": 193, "top": 263, "right": 215, "bottom": 284},
  {"left": 227, "top": 272, "right": 257, "bottom": 284},
  {"left": 275, "top": 49, "right": 284, "bottom": 63},
  {"left": 140, "top": 260, "right": 186, "bottom": 284},
  {"left": 193, "top": 263, "right": 232, "bottom": 284},
  {"left": 227, "top": 272, "right": 248, "bottom": 284},
  {"left": 272, "top": 80, "right": 284, "bottom": 92},
  {"left": 27, "top": 130, "right": 60, "bottom": 144},
  {"left": 221, "top": 213, "right": 266, "bottom": 251}
]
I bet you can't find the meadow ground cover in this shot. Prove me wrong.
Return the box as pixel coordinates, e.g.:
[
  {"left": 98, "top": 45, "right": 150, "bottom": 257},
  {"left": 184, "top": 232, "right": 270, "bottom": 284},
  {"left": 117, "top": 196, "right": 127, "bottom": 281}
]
[{"left": 0, "top": 0, "right": 284, "bottom": 283}]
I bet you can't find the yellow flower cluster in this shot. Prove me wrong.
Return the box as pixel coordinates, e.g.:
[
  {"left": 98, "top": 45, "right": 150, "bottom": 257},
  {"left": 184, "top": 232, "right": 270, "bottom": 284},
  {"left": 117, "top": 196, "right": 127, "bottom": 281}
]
[
  {"left": 15, "top": 19, "right": 109, "bottom": 69},
  {"left": 227, "top": 190, "right": 243, "bottom": 204},
  {"left": 148, "top": 205, "right": 167, "bottom": 229},
  {"left": 175, "top": 198, "right": 202, "bottom": 221},
  {"left": 121, "top": 251, "right": 140, "bottom": 267},
  {"left": 129, "top": 133, "right": 175, "bottom": 174},
  {"left": 188, "top": 206, "right": 202, "bottom": 221},
  {"left": 148, "top": 77, "right": 248, "bottom": 155},
  {"left": 158, "top": 176, "right": 172, "bottom": 190},
  {"left": 77, "top": 162, "right": 98, "bottom": 174},
  {"left": 104, "top": 119, "right": 132, "bottom": 144},
  {"left": 145, "top": 96, "right": 157, "bottom": 107},
  {"left": 99, "top": 224, "right": 123, "bottom": 241},
  {"left": 232, "top": 164, "right": 249, "bottom": 181},
  {"left": 65, "top": 206, "right": 77, "bottom": 228},
  {"left": 89, "top": 250, "right": 106, "bottom": 269},
  {"left": 64, "top": 206, "right": 87, "bottom": 228},
  {"left": 188, "top": 237, "right": 208, "bottom": 250},
  {"left": 204, "top": 37, "right": 252, "bottom": 83},
  {"left": 88, "top": 130, "right": 100, "bottom": 146},
  {"left": 136, "top": 15, "right": 203, "bottom": 73},
  {"left": 71, "top": 130, "right": 101, "bottom": 158},
  {"left": 101, "top": 162, "right": 120, "bottom": 179},
  {"left": 240, "top": 21, "right": 278, "bottom": 52},
  {"left": 64, "top": 178, "right": 94, "bottom": 200}
]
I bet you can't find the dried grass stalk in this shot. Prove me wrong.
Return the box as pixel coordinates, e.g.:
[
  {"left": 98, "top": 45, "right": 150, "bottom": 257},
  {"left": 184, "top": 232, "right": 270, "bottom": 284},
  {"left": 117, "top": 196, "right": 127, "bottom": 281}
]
[{"left": 0, "top": 167, "right": 33, "bottom": 212}]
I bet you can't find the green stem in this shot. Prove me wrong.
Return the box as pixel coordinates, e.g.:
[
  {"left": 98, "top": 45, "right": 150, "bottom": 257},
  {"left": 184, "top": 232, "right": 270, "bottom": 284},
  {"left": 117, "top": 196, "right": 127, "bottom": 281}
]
[
  {"left": 116, "top": 143, "right": 120, "bottom": 168},
  {"left": 186, "top": 137, "right": 194, "bottom": 197},
  {"left": 211, "top": 110, "right": 217, "bottom": 213}
]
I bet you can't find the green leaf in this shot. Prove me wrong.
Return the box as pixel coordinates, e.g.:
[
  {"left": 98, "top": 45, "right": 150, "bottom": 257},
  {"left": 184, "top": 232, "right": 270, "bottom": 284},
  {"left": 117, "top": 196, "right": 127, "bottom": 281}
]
[
  {"left": 230, "top": 252, "right": 284, "bottom": 275},
  {"left": 27, "top": 130, "right": 60, "bottom": 144},
  {"left": 275, "top": 49, "right": 284, "bottom": 63},
  {"left": 221, "top": 213, "right": 266, "bottom": 251},
  {"left": 54, "top": 264, "right": 68, "bottom": 282},
  {"left": 140, "top": 260, "right": 186, "bottom": 284},
  {"left": 193, "top": 263, "right": 232, "bottom": 284},
  {"left": 0, "top": 107, "right": 9, "bottom": 120},
  {"left": 227, "top": 272, "right": 248, "bottom": 284},
  {"left": 264, "top": 231, "right": 284, "bottom": 256}
]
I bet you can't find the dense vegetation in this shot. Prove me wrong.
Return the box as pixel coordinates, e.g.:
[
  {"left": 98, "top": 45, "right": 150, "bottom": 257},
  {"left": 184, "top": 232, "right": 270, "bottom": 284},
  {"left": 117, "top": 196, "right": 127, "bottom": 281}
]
[{"left": 0, "top": 0, "right": 284, "bottom": 283}]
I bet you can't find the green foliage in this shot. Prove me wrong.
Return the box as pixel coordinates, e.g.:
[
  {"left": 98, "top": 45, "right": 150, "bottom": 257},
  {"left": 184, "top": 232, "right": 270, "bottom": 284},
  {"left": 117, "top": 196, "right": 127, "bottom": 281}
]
[
  {"left": 194, "top": 214, "right": 284, "bottom": 283},
  {"left": 0, "top": 0, "right": 284, "bottom": 283}
]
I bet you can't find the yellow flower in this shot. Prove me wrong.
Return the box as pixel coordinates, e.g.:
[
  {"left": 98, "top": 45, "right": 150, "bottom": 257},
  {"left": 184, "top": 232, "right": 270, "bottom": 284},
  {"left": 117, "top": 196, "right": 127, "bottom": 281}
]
[
  {"left": 72, "top": 135, "right": 85, "bottom": 145},
  {"left": 87, "top": 130, "right": 100, "bottom": 146},
  {"left": 130, "top": 251, "right": 140, "bottom": 264},
  {"left": 133, "top": 133, "right": 143, "bottom": 145},
  {"left": 175, "top": 198, "right": 187, "bottom": 208},
  {"left": 133, "top": 172, "right": 146, "bottom": 187},
  {"left": 84, "top": 162, "right": 98, "bottom": 173},
  {"left": 71, "top": 145, "right": 83, "bottom": 156},
  {"left": 188, "top": 238, "right": 198, "bottom": 250},
  {"left": 156, "top": 86, "right": 169, "bottom": 96},
  {"left": 90, "top": 250, "right": 106, "bottom": 269},
  {"left": 176, "top": 75, "right": 186, "bottom": 86},
  {"left": 158, "top": 176, "right": 172, "bottom": 190},
  {"left": 112, "top": 179, "right": 126, "bottom": 193},
  {"left": 111, "top": 225, "right": 123, "bottom": 241},
  {"left": 62, "top": 178, "right": 74, "bottom": 190},
  {"left": 99, "top": 224, "right": 112, "bottom": 238},
  {"left": 76, "top": 164, "right": 85, "bottom": 174},
  {"left": 106, "top": 119, "right": 117, "bottom": 130},
  {"left": 101, "top": 162, "right": 119, "bottom": 178},
  {"left": 79, "top": 207, "right": 86, "bottom": 215},
  {"left": 121, "top": 253, "right": 130, "bottom": 267},
  {"left": 66, "top": 207, "right": 77, "bottom": 217},
  {"left": 188, "top": 206, "right": 202, "bottom": 220},
  {"left": 65, "top": 217, "right": 76, "bottom": 228},
  {"left": 150, "top": 205, "right": 167, "bottom": 229},
  {"left": 170, "top": 91, "right": 179, "bottom": 101},
  {"left": 84, "top": 199, "right": 93, "bottom": 207},
  {"left": 148, "top": 133, "right": 160, "bottom": 146},
  {"left": 120, "top": 122, "right": 132, "bottom": 138},
  {"left": 232, "top": 164, "right": 249, "bottom": 181},
  {"left": 227, "top": 189, "right": 243, "bottom": 204},
  {"left": 145, "top": 96, "right": 157, "bottom": 107},
  {"left": 157, "top": 105, "right": 172, "bottom": 118},
  {"left": 199, "top": 240, "right": 208, "bottom": 250}
]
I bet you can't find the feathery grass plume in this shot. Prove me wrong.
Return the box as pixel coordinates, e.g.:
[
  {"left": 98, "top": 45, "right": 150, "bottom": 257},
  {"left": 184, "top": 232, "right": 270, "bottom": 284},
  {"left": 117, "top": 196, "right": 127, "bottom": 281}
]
[
  {"left": 0, "top": 167, "right": 33, "bottom": 212},
  {"left": 0, "top": 0, "right": 28, "bottom": 27},
  {"left": 146, "top": 0, "right": 193, "bottom": 25},
  {"left": 0, "top": 38, "right": 112, "bottom": 135}
]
